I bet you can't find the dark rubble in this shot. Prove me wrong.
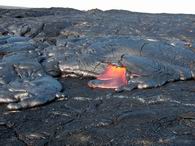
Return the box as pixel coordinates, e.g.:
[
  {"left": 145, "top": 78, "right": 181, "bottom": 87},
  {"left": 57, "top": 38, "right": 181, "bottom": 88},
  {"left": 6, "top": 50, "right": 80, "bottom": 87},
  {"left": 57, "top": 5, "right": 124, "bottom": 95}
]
[{"left": 0, "top": 8, "right": 195, "bottom": 145}]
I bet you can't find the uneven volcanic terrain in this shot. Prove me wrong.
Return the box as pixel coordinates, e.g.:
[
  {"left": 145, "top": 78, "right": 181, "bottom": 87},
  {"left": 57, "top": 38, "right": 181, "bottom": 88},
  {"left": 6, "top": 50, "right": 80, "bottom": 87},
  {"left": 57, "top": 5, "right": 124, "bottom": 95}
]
[{"left": 0, "top": 8, "right": 195, "bottom": 145}]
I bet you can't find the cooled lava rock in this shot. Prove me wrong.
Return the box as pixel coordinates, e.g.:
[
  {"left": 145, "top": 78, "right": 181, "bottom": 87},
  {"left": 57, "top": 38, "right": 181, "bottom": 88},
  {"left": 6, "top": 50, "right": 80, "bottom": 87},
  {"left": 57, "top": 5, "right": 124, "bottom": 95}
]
[{"left": 0, "top": 7, "right": 195, "bottom": 145}]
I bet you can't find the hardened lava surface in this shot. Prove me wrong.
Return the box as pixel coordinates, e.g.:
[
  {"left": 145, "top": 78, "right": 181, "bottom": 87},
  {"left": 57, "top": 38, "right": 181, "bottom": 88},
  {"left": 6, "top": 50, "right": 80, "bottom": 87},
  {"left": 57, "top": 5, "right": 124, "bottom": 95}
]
[{"left": 0, "top": 8, "right": 195, "bottom": 145}]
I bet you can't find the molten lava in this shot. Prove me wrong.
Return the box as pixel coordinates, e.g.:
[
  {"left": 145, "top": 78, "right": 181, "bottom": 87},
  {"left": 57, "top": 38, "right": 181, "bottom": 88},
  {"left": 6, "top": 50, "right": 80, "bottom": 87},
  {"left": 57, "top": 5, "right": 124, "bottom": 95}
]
[{"left": 88, "top": 64, "right": 128, "bottom": 89}]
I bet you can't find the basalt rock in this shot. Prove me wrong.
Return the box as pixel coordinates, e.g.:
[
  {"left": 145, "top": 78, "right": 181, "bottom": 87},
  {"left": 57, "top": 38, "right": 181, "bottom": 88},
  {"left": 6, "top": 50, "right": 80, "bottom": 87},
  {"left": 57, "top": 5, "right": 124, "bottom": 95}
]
[
  {"left": 1, "top": 8, "right": 195, "bottom": 146},
  {"left": 45, "top": 36, "right": 195, "bottom": 90},
  {"left": 0, "top": 9, "right": 195, "bottom": 97},
  {"left": 0, "top": 8, "right": 195, "bottom": 109},
  {"left": 0, "top": 35, "right": 62, "bottom": 110}
]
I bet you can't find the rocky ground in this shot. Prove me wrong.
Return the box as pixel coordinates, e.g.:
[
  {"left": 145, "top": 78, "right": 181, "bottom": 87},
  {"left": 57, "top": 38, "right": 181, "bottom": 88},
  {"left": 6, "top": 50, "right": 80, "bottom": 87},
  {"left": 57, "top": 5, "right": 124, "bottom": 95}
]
[{"left": 0, "top": 8, "right": 195, "bottom": 146}]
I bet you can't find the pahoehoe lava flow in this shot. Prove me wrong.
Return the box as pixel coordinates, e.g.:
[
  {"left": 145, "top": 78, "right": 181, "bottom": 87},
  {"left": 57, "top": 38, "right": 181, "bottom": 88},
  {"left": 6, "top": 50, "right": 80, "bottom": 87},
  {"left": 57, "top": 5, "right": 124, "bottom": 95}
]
[{"left": 0, "top": 8, "right": 195, "bottom": 110}]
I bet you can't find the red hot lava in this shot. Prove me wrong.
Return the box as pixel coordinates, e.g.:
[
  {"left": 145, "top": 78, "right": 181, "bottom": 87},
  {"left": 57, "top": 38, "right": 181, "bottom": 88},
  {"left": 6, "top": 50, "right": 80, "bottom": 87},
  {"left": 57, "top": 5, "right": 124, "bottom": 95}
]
[{"left": 88, "top": 64, "right": 128, "bottom": 89}]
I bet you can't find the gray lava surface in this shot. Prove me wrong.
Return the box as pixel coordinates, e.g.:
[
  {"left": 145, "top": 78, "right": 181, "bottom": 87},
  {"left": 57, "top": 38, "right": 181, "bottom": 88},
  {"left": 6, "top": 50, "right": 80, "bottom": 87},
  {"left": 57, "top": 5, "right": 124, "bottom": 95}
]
[{"left": 0, "top": 8, "right": 195, "bottom": 145}]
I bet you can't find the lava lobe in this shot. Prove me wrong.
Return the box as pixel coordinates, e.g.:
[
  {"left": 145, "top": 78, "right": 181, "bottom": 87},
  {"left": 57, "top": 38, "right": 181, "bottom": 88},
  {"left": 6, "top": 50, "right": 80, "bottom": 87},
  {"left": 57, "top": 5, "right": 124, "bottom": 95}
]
[{"left": 88, "top": 64, "right": 128, "bottom": 89}]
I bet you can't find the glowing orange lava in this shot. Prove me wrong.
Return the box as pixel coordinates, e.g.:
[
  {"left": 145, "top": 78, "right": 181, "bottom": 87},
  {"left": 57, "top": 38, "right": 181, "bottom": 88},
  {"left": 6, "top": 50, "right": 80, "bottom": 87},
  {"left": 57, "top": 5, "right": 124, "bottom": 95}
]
[{"left": 88, "top": 64, "right": 128, "bottom": 89}]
